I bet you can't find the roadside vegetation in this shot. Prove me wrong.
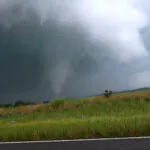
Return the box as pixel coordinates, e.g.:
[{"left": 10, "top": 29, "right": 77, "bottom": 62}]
[{"left": 0, "top": 89, "right": 150, "bottom": 141}]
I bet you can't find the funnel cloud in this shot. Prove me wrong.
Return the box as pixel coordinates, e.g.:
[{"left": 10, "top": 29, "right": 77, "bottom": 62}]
[{"left": 0, "top": 0, "right": 150, "bottom": 103}]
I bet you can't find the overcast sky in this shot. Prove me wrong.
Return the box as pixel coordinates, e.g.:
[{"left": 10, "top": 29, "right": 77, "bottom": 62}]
[{"left": 0, "top": 0, "right": 150, "bottom": 104}]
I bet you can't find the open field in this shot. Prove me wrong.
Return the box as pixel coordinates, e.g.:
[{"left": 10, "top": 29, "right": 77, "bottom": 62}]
[{"left": 0, "top": 90, "right": 150, "bottom": 141}]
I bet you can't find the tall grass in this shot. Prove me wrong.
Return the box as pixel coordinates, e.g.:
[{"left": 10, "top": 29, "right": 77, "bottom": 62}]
[{"left": 0, "top": 94, "right": 149, "bottom": 141}]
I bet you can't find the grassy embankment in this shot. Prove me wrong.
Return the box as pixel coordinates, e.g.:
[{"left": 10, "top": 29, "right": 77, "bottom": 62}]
[{"left": 0, "top": 90, "right": 150, "bottom": 141}]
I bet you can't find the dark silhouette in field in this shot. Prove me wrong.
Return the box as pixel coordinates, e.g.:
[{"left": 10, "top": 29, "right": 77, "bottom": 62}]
[{"left": 104, "top": 89, "right": 112, "bottom": 98}]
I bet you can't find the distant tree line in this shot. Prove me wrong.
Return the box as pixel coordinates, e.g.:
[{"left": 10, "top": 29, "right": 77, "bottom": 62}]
[
  {"left": 0, "top": 89, "right": 112, "bottom": 108},
  {"left": 0, "top": 100, "right": 36, "bottom": 108}
]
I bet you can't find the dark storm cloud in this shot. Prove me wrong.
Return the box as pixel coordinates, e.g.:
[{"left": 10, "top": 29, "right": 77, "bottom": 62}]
[
  {"left": 0, "top": 0, "right": 150, "bottom": 104},
  {"left": 0, "top": 3, "right": 101, "bottom": 103}
]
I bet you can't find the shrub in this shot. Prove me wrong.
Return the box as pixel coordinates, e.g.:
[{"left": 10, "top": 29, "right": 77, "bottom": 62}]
[
  {"left": 51, "top": 98, "right": 68, "bottom": 110},
  {"left": 104, "top": 89, "right": 112, "bottom": 98}
]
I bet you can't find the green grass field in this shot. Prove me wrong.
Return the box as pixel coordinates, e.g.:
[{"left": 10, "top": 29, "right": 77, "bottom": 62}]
[{"left": 0, "top": 90, "right": 150, "bottom": 142}]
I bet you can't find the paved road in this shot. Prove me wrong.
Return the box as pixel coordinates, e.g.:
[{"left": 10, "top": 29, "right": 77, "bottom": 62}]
[{"left": 0, "top": 137, "right": 150, "bottom": 150}]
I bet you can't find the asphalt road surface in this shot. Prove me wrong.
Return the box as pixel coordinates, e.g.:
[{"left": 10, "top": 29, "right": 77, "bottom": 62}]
[{"left": 0, "top": 137, "right": 150, "bottom": 150}]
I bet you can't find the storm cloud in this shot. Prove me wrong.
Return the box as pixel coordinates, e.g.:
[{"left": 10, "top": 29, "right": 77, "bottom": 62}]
[{"left": 0, "top": 0, "right": 150, "bottom": 104}]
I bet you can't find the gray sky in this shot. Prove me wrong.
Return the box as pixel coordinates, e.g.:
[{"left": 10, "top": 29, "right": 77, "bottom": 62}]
[{"left": 0, "top": 0, "right": 150, "bottom": 104}]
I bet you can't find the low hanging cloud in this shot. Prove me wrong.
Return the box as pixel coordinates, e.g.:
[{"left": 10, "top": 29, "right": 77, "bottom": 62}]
[
  {"left": 129, "top": 71, "right": 150, "bottom": 88},
  {"left": 0, "top": 0, "right": 150, "bottom": 103},
  {"left": 30, "top": 0, "right": 150, "bottom": 62}
]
